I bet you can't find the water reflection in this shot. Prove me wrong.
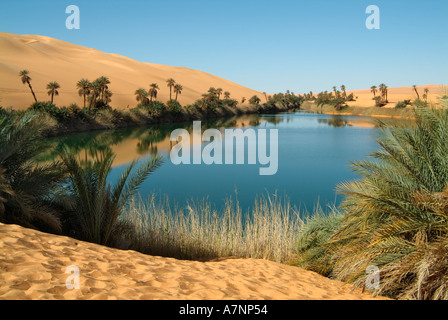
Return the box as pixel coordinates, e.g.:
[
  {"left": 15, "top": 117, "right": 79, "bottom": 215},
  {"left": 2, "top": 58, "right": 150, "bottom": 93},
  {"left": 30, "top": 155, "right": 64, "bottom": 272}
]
[
  {"left": 37, "top": 112, "right": 410, "bottom": 212},
  {"left": 38, "top": 114, "right": 264, "bottom": 167}
]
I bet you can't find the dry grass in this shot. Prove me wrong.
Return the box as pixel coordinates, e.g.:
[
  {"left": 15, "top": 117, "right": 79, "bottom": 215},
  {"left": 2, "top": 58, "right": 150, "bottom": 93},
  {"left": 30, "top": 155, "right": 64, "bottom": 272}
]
[{"left": 119, "top": 194, "right": 303, "bottom": 263}]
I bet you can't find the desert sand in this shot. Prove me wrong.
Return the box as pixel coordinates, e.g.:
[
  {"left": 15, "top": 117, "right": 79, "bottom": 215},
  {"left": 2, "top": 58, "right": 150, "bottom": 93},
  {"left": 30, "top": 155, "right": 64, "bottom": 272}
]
[
  {"left": 0, "top": 223, "right": 388, "bottom": 300},
  {"left": 0, "top": 32, "right": 263, "bottom": 109},
  {"left": 346, "top": 85, "right": 446, "bottom": 108},
  {"left": 1, "top": 32, "right": 444, "bottom": 112}
]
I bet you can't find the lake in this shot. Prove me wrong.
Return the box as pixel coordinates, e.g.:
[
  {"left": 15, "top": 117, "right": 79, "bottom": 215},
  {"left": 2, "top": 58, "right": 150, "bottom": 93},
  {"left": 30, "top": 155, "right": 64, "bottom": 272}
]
[{"left": 40, "top": 112, "right": 392, "bottom": 214}]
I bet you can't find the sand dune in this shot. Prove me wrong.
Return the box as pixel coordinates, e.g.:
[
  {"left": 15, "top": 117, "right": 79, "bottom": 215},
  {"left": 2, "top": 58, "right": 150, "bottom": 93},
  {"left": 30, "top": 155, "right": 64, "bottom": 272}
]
[
  {"left": 0, "top": 32, "right": 263, "bottom": 109},
  {"left": 1, "top": 32, "right": 443, "bottom": 112},
  {"left": 346, "top": 84, "right": 446, "bottom": 108},
  {"left": 0, "top": 223, "right": 388, "bottom": 300}
]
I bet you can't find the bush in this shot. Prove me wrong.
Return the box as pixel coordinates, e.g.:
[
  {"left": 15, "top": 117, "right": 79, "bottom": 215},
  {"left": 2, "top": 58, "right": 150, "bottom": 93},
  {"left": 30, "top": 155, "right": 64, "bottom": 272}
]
[
  {"left": 222, "top": 98, "right": 238, "bottom": 109},
  {"left": 68, "top": 103, "right": 81, "bottom": 115},
  {"left": 138, "top": 101, "right": 166, "bottom": 118},
  {"left": 328, "top": 98, "right": 347, "bottom": 111},
  {"left": 346, "top": 93, "right": 356, "bottom": 102},
  {"left": 92, "top": 99, "right": 111, "bottom": 111},
  {"left": 29, "top": 101, "right": 59, "bottom": 117},
  {"left": 330, "top": 107, "right": 448, "bottom": 299},
  {"left": 293, "top": 208, "right": 343, "bottom": 277},
  {"left": 166, "top": 100, "right": 184, "bottom": 117},
  {"left": 184, "top": 104, "right": 201, "bottom": 117},
  {"left": 373, "top": 96, "right": 386, "bottom": 107},
  {"left": 55, "top": 106, "right": 72, "bottom": 123},
  {"left": 0, "top": 106, "right": 9, "bottom": 117},
  {"left": 413, "top": 99, "right": 429, "bottom": 108},
  {"left": 395, "top": 100, "right": 409, "bottom": 109}
]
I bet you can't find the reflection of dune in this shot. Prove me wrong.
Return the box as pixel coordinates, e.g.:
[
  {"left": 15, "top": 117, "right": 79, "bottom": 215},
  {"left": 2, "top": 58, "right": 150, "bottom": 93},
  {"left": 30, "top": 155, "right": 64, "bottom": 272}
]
[
  {"left": 110, "top": 137, "right": 173, "bottom": 167},
  {"left": 110, "top": 116, "right": 266, "bottom": 167},
  {"left": 40, "top": 115, "right": 270, "bottom": 168},
  {"left": 346, "top": 121, "right": 376, "bottom": 128}
]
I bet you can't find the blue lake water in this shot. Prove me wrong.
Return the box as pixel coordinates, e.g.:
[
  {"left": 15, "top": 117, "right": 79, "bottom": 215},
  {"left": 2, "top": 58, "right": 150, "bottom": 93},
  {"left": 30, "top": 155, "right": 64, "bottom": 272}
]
[{"left": 41, "top": 112, "right": 389, "bottom": 214}]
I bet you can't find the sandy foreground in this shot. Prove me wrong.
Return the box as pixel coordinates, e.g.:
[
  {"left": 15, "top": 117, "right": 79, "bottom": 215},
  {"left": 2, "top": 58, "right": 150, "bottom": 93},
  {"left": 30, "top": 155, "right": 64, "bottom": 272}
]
[{"left": 0, "top": 223, "right": 388, "bottom": 300}]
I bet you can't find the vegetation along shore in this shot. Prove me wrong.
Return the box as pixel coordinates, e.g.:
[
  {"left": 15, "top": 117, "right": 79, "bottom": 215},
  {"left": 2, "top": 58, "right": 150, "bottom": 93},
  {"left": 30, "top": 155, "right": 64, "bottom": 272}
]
[{"left": 1, "top": 78, "right": 447, "bottom": 299}]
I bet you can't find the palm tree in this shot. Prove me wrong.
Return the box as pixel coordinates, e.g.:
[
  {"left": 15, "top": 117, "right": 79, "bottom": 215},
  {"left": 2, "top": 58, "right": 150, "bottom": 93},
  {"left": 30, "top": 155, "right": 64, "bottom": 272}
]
[
  {"left": 97, "top": 76, "right": 111, "bottom": 101},
  {"left": 249, "top": 95, "right": 261, "bottom": 106},
  {"left": 46, "top": 81, "right": 60, "bottom": 104},
  {"left": 333, "top": 86, "right": 338, "bottom": 96},
  {"left": 332, "top": 107, "right": 448, "bottom": 299},
  {"left": 76, "top": 79, "right": 91, "bottom": 108},
  {"left": 370, "top": 85, "right": 377, "bottom": 97},
  {"left": 19, "top": 70, "right": 38, "bottom": 102},
  {"left": 340, "top": 85, "right": 347, "bottom": 99},
  {"left": 135, "top": 88, "right": 149, "bottom": 106},
  {"left": 379, "top": 83, "right": 388, "bottom": 103},
  {"left": 58, "top": 148, "right": 163, "bottom": 245},
  {"left": 174, "top": 84, "right": 183, "bottom": 102},
  {"left": 224, "top": 91, "right": 231, "bottom": 99},
  {"left": 413, "top": 85, "right": 420, "bottom": 100},
  {"left": 88, "top": 79, "right": 102, "bottom": 109},
  {"left": 216, "top": 88, "right": 223, "bottom": 100},
  {"left": 241, "top": 97, "right": 246, "bottom": 104},
  {"left": 208, "top": 87, "right": 217, "bottom": 97},
  {"left": 149, "top": 83, "right": 159, "bottom": 102},
  {"left": 424, "top": 87, "right": 429, "bottom": 102},
  {"left": 263, "top": 92, "right": 268, "bottom": 102},
  {"left": 166, "top": 78, "right": 176, "bottom": 101},
  {"left": 0, "top": 112, "right": 65, "bottom": 232},
  {"left": 103, "top": 89, "right": 113, "bottom": 104}
]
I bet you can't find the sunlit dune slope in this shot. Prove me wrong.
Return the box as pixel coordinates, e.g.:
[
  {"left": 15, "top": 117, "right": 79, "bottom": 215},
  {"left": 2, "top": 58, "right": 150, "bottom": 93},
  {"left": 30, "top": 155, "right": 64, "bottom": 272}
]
[{"left": 0, "top": 32, "right": 263, "bottom": 109}]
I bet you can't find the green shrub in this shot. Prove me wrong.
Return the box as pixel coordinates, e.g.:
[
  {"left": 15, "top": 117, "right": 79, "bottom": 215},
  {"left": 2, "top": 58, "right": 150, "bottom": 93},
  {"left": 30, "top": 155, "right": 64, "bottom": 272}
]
[
  {"left": 222, "top": 98, "right": 239, "bottom": 109},
  {"left": 92, "top": 99, "right": 111, "bottom": 111},
  {"left": 0, "top": 106, "right": 8, "bottom": 117},
  {"left": 395, "top": 100, "right": 410, "bottom": 109},
  {"left": 0, "top": 112, "right": 65, "bottom": 232},
  {"left": 68, "top": 103, "right": 81, "bottom": 115},
  {"left": 373, "top": 96, "right": 386, "bottom": 107},
  {"left": 166, "top": 100, "right": 184, "bottom": 117},
  {"left": 29, "top": 101, "right": 59, "bottom": 117},
  {"left": 55, "top": 106, "right": 72, "bottom": 122},
  {"left": 56, "top": 148, "right": 163, "bottom": 245},
  {"left": 293, "top": 208, "right": 343, "bottom": 277},
  {"left": 413, "top": 98, "right": 428, "bottom": 108},
  {"left": 138, "top": 101, "right": 166, "bottom": 117},
  {"left": 331, "top": 107, "right": 448, "bottom": 299}
]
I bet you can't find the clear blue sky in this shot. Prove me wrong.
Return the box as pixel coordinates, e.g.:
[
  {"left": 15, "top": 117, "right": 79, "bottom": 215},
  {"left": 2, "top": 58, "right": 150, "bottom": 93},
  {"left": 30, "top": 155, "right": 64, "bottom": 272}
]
[{"left": 1, "top": 0, "right": 447, "bottom": 93}]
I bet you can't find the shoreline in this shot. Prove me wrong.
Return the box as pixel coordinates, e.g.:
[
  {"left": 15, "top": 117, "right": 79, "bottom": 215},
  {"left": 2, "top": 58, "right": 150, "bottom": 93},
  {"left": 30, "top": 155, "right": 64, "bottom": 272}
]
[
  {"left": 9, "top": 102, "right": 297, "bottom": 139},
  {"left": 299, "top": 101, "right": 417, "bottom": 120}
]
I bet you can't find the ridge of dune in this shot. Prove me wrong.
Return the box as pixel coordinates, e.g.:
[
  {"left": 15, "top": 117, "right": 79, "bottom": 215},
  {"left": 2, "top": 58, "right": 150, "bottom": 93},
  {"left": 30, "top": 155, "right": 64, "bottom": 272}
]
[
  {"left": 0, "top": 223, "right": 388, "bottom": 300},
  {"left": 0, "top": 32, "right": 263, "bottom": 109}
]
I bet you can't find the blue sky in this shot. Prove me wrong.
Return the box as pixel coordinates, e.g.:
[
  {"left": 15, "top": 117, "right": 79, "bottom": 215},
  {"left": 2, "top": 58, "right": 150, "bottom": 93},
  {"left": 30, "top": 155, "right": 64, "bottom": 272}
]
[{"left": 1, "top": 0, "right": 447, "bottom": 93}]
